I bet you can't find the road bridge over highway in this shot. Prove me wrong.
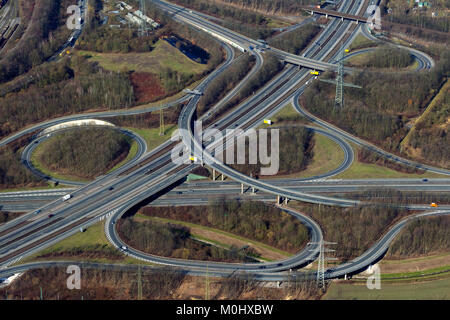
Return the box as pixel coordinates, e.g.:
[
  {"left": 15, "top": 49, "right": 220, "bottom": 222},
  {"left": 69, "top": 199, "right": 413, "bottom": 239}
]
[{"left": 301, "top": 5, "right": 368, "bottom": 23}]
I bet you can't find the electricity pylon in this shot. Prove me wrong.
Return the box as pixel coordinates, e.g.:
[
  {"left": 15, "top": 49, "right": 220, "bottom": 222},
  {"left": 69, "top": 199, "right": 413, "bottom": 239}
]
[
  {"left": 319, "top": 44, "right": 362, "bottom": 109},
  {"left": 139, "top": 0, "right": 148, "bottom": 37},
  {"left": 159, "top": 108, "right": 165, "bottom": 136},
  {"left": 309, "top": 240, "right": 337, "bottom": 289}
]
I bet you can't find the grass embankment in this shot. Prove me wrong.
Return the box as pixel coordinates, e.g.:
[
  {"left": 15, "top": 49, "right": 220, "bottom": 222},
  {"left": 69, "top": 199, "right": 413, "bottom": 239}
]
[
  {"left": 348, "top": 34, "right": 377, "bottom": 51},
  {"left": 77, "top": 40, "right": 209, "bottom": 75},
  {"left": 271, "top": 133, "right": 345, "bottom": 179},
  {"left": 346, "top": 48, "right": 415, "bottom": 70},
  {"left": 335, "top": 143, "right": 447, "bottom": 179},
  {"left": 124, "top": 125, "right": 177, "bottom": 151},
  {"left": 19, "top": 221, "right": 152, "bottom": 266},
  {"left": 107, "top": 140, "right": 138, "bottom": 173},
  {"left": 136, "top": 214, "right": 292, "bottom": 261}
]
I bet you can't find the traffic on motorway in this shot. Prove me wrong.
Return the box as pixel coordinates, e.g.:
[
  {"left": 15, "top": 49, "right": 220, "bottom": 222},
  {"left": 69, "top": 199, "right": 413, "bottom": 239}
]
[{"left": 0, "top": 0, "right": 448, "bottom": 289}]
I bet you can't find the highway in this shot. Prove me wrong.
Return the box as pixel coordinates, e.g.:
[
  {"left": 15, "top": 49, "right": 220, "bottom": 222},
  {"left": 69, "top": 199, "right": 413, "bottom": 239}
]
[
  {"left": 2, "top": 209, "right": 448, "bottom": 282},
  {"left": 0, "top": 0, "right": 362, "bottom": 270},
  {"left": 2, "top": 178, "right": 450, "bottom": 211},
  {"left": 0, "top": 0, "right": 448, "bottom": 286}
]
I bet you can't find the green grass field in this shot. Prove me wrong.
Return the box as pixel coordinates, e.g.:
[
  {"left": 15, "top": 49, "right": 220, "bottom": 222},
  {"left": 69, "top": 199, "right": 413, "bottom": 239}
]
[
  {"left": 323, "top": 277, "right": 450, "bottom": 300},
  {"left": 77, "top": 40, "right": 208, "bottom": 75},
  {"left": 335, "top": 143, "right": 447, "bottom": 179},
  {"left": 124, "top": 125, "right": 177, "bottom": 152},
  {"left": 348, "top": 34, "right": 377, "bottom": 51}
]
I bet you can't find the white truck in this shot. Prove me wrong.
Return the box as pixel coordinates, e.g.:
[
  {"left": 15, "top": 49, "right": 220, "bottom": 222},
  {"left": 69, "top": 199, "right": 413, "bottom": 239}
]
[{"left": 62, "top": 194, "right": 72, "bottom": 201}]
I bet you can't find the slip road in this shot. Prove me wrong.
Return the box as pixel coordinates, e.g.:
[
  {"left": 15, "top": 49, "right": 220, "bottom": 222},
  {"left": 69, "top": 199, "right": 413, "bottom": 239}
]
[{"left": 176, "top": 304, "right": 274, "bottom": 317}]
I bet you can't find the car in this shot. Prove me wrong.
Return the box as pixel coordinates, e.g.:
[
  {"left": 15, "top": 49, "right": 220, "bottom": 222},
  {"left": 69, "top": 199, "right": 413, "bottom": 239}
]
[
  {"left": 121, "top": 246, "right": 127, "bottom": 250},
  {"left": 430, "top": 203, "right": 438, "bottom": 207},
  {"left": 422, "top": 178, "right": 428, "bottom": 182},
  {"left": 108, "top": 186, "right": 114, "bottom": 191},
  {"left": 48, "top": 214, "right": 54, "bottom": 218},
  {"left": 33, "top": 209, "right": 41, "bottom": 214},
  {"left": 258, "top": 265, "right": 266, "bottom": 269}
]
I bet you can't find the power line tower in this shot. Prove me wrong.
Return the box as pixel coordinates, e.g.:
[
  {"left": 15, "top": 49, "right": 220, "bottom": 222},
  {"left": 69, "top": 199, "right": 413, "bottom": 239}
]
[
  {"left": 138, "top": 0, "right": 148, "bottom": 37},
  {"left": 131, "top": 265, "right": 150, "bottom": 300},
  {"left": 319, "top": 44, "right": 362, "bottom": 109},
  {"left": 159, "top": 109, "right": 165, "bottom": 136},
  {"left": 137, "top": 265, "right": 143, "bottom": 300},
  {"left": 309, "top": 240, "right": 337, "bottom": 289}
]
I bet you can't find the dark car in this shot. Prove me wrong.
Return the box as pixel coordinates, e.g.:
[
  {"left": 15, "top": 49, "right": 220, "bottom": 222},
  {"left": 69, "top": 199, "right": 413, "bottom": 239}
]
[
  {"left": 422, "top": 178, "right": 428, "bottom": 182},
  {"left": 48, "top": 214, "right": 54, "bottom": 218},
  {"left": 108, "top": 186, "right": 114, "bottom": 191}
]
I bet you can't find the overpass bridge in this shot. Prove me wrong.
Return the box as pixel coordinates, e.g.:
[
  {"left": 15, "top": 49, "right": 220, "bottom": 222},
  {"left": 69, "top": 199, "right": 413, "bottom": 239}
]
[{"left": 301, "top": 5, "right": 367, "bottom": 23}]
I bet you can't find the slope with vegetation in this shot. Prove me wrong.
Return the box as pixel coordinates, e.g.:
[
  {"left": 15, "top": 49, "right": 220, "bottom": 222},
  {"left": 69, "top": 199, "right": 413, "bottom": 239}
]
[
  {"left": 292, "top": 202, "right": 409, "bottom": 262},
  {"left": 387, "top": 215, "right": 450, "bottom": 258},
  {"left": 301, "top": 50, "right": 450, "bottom": 164},
  {"left": 138, "top": 200, "right": 310, "bottom": 254},
  {"left": 268, "top": 23, "right": 321, "bottom": 55},
  {"left": 119, "top": 218, "right": 257, "bottom": 263},
  {"left": 0, "top": 0, "right": 76, "bottom": 83}
]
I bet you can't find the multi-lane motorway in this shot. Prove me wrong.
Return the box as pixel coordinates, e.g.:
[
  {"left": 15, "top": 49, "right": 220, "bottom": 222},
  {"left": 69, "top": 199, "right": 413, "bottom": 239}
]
[{"left": 0, "top": 0, "right": 449, "bottom": 285}]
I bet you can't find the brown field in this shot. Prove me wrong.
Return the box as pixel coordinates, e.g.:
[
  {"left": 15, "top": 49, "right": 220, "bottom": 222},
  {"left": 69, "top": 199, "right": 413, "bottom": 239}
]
[{"left": 130, "top": 72, "right": 166, "bottom": 103}]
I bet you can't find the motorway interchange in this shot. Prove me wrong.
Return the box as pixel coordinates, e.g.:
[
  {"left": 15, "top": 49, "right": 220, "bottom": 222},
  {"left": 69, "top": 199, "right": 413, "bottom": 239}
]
[{"left": 0, "top": 0, "right": 449, "bottom": 283}]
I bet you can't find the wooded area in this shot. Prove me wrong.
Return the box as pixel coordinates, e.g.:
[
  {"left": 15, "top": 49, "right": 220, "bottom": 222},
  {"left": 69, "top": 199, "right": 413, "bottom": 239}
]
[
  {"left": 268, "top": 23, "right": 321, "bottom": 55},
  {"left": 0, "top": 57, "right": 135, "bottom": 139},
  {"left": 204, "top": 53, "right": 283, "bottom": 125},
  {"left": 0, "top": 266, "right": 187, "bottom": 300},
  {"left": 387, "top": 216, "right": 450, "bottom": 258},
  {"left": 37, "top": 128, "right": 131, "bottom": 179},
  {"left": 0, "top": 134, "right": 45, "bottom": 189},
  {"left": 405, "top": 82, "right": 450, "bottom": 168},
  {"left": 349, "top": 46, "right": 414, "bottom": 69},
  {"left": 140, "top": 199, "right": 309, "bottom": 253},
  {"left": 301, "top": 50, "right": 450, "bottom": 155},
  {"left": 198, "top": 54, "right": 255, "bottom": 115},
  {"left": 208, "top": 0, "right": 316, "bottom": 15},
  {"left": 0, "top": 266, "right": 322, "bottom": 299},
  {"left": 293, "top": 202, "right": 409, "bottom": 261},
  {"left": 0, "top": 0, "right": 75, "bottom": 83},
  {"left": 119, "top": 218, "right": 255, "bottom": 262},
  {"left": 231, "top": 127, "right": 314, "bottom": 177}
]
